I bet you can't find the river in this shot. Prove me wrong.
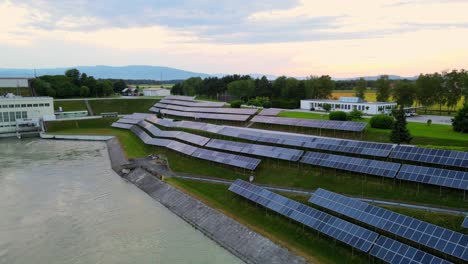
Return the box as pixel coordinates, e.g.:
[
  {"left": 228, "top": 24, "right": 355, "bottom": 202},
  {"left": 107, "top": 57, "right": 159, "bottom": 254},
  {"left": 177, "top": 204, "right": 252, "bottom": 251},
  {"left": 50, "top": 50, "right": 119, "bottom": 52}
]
[{"left": 0, "top": 139, "right": 243, "bottom": 264}]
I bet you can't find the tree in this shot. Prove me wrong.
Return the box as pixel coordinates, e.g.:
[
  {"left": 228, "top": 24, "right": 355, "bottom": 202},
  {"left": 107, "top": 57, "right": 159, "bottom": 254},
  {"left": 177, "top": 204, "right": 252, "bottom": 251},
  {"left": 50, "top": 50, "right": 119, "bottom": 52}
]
[
  {"left": 281, "top": 78, "right": 299, "bottom": 99},
  {"left": 31, "top": 79, "right": 51, "bottom": 96},
  {"left": 452, "top": 103, "right": 468, "bottom": 133},
  {"left": 113, "top": 80, "right": 127, "bottom": 93},
  {"left": 171, "top": 83, "right": 183, "bottom": 95},
  {"left": 272, "top": 76, "right": 287, "bottom": 98},
  {"left": 390, "top": 108, "right": 412, "bottom": 144},
  {"left": 182, "top": 77, "right": 203, "bottom": 96},
  {"left": 304, "top": 75, "right": 334, "bottom": 99},
  {"left": 416, "top": 73, "right": 442, "bottom": 112},
  {"left": 443, "top": 70, "right": 463, "bottom": 114},
  {"left": 392, "top": 80, "right": 417, "bottom": 107},
  {"left": 375, "top": 75, "right": 391, "bottom": 102},
  {"left": 354, "top": 77, "right": 367, "bottom": 100},
  {"left": 255, "top": 76, "right": 272, "bottom": 97},
  {"left": 322, "top": 103, "right": 332, "bottom": 112},
  {"left": 227, "top": 80, "right": 256, "bottom": 100},
  {"left": 65, "top": 68, "right": 81, "bottom": 85},
  {"left": 80, "top": 86, "right": 90, "bottom": 97}
]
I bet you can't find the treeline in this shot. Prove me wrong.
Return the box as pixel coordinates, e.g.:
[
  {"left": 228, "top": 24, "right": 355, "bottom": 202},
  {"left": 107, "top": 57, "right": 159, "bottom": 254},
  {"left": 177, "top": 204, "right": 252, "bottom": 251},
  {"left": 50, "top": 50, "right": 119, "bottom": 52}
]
[
  {"left": 172, "top": 70, "right": 468, "bottom": 111},
  {"left": 171, "top": 75, "right": 335, "bottom": 108},
  {"left": 109, "top": 79, "right": 183, "bottom": 85},
  {"left": 32, "top": 69, "right": 127, "bottom": 98}
]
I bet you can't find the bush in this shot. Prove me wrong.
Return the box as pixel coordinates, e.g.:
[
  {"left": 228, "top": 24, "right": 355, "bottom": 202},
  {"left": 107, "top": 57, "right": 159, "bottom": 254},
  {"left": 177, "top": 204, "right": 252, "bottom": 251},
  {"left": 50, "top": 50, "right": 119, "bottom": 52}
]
[
  {"left": 370, "top": 114, "right": 394, "bottom": 129},
  {"left": 348, "top": 109, "right": 363, "bottom": 120},
  {"left": 262, "top": 101, "right": 272, "bottom": 108},
  {"left": 452, "top": 103, "right": 468, "bottom": 133},
  {"left": 322, "top": 103, "right": 332, "bottom": 112},
  {"left": 329, "top": 111, "right": 348, "bottom": 121},
  {"left": 230, "top": 100, "right": 242, "bottom": 108},
  {"left": 271, "top": 99, "right": 299, "bottom": 109}
]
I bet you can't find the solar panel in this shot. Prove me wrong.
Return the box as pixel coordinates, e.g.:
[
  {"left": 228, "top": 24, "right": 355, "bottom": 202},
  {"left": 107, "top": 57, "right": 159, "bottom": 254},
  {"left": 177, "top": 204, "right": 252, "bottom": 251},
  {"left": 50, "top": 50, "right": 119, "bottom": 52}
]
[
  {"left": 397, "top": 164, "right": 468, "bottom": 191},
  {"left": 258, "top": 108, "right": 282, "bottom": 116},
  {"left": 300, "top": 151, "right": 400, "bottom": 178},
  {"left": 191, "top": 149, "right": 261, "bottom": 170},
  {"left": 229, "top": 179, "right": 379, "bottom": 252},
  {"left": 111, "top": 122, "right": 133, "bottom": 129},
  {"left": 115, "top": 118, "right": 141, "bottom": 124},
  {"left": 462, "top": 217, "right": 468, "bottom": 229},
  {"left": 155, "top": 102, "right": 258, "bottom": 115},
  {"left": 370, "top": 236, "right": 452, "bottom": 264},
  {"left": 389, "top": 145, "right": 468, "bottom": 169},
  {"left": 205, "top": 139, "right": 304, "bottom": 161},
  {"left": 138, "top": 120, "right": 210, "bottom": 146},
  {"left": 124, "top": 113, "right": 154, "bottom": 120},
  {"left": 309, "top": 188, "right": 468, "bottom": 261},
  {"left": 165, "top": 95, "right": 196, "bottom": 101},
  {"left": 159, "top": 98, "right": 225, "bottom": 108},
  {"left": 251, "top": 116, "right": 367, "bottom": 132},
  {"left": 166, "top": 140, "right": 198, "bottom": 155},
  {"left": 159, "top": 109, "right": 251, "bottom": 122}
]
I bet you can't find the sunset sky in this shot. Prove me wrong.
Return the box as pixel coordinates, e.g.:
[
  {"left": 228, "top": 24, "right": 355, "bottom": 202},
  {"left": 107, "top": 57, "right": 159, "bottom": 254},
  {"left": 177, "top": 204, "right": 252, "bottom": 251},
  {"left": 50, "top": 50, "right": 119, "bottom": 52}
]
[{"left": 1, "top": 0, "right": 468, "bottom": 78}]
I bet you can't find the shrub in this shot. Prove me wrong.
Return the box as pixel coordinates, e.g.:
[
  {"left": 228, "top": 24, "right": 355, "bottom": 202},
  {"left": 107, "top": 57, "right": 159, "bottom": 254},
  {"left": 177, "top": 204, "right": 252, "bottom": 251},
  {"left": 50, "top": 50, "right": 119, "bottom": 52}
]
[
  {"left": 329, "top": 111, "right": 348, "bottom": 121},
  {"left": 452, "top": 103, "right": 468, "bottom": 133},
  {"left": 230, "top": 100, "right": 242, "bottom": 108},
  {"left": 271, "top": 99, "right": 299, "bottom": 109},
  {"left": 262, "top": 101, "right": 272, "bottom": 108},
  {"left": 370, "top": 114, "right": 394, "bottom": 129},
  {"left": 348, "top": 109, "right": 363, "bottom": 120},
  {"left": 322, "top": 103, "right": 332, "bottom": 112}
]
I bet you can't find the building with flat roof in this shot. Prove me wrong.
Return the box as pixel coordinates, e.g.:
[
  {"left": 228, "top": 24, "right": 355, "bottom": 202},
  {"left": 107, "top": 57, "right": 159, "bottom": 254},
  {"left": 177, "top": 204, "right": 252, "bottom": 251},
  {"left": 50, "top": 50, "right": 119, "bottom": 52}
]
[
  {"left": 300, "top": 97, "right": 397, "bottom": 115},
  {"left": 143, "top": 88, "right": 170, "bottom": 97},
  {"left": 0, "top": 95, "right": 55, "bottom": 135}
]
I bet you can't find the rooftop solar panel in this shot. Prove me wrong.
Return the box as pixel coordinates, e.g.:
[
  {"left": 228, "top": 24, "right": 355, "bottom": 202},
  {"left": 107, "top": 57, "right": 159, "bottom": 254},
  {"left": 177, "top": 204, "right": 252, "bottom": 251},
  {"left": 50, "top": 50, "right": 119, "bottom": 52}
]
[
  {"left": 159, "top": 109, "right": 251, "bottom": 122},
  {"left": 370, "top": 236, "right": 452, "bottom": 264},
  {"left": 309, "top": 188, "right": 468, "bottom": 261},
  {"left": 300, "top": 151, "right": 400, "bottom": 178},
  {"left": 229, "top": 179, "right": 379, "bottom": 252},
  {"left": 160, "top": 98, "right": 225, "bottom": 108},
  {"left": 397, "top": 164, "right": 468, "bottom": 191},
  {"left": 251, "top": 116, "right": 367, "bottom": 132},
  {"left": 389, "top": 145, "right": 468, "bottom": 169},
  {"left": 111, "top": 122, "right": 133, "bottom": 129},
  {"left": 258, "top": 108, "right": 282, "bottom": 116},
  {"left": 191, "top": 149, "right": 261, "bottom": 170},
  {"left": 462, "top": 217, "right": 468, "bottom": 229},
  {"left": 206, "top": 139, "right": 304, "bottom": 161}
]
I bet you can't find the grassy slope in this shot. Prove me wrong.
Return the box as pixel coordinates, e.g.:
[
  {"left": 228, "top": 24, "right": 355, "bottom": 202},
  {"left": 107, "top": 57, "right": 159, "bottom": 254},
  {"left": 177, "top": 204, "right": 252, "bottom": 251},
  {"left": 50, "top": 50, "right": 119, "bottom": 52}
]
[
  {"left": 278, "top": 111, "right": 468, "bottom": 148},
  {"left": 89, "top": 99, "right": 160, "bottom": 114},
  {"left": 54, "top": 100, "right": 88, "bottom": 111}
]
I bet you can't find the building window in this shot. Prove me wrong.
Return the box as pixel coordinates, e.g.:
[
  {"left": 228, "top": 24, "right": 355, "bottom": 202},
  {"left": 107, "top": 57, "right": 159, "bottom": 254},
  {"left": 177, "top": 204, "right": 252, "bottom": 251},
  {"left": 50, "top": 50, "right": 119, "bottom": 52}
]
[
  {"left": 9, "top": 105, "right": 14, "bottom": 108},
  {"left": 21, "top": 104, "right": 26, "bottom": 107},
  {"left": 16, "top": 112, "right": 21, "bottom": 119},
  {"left": 39, "top": 104, "right": 44, "bottom": 107},
  {"left": 3, "top": 112, "right": 9, "bottom": 122},
  {"left": 0, "top": 114, "right": 2, "bottom": 123},
  {"left": 33, "top": 104, "right": 38, "bottom": 107},
  {"left": 9, "top": 112, "right": 15, "bottom": 121},
  {"left": 45, "top": 103, "right": 50, "bottom": 107},
  {"left": 27, "top": 104, "right": 32, "bottom": 107},
  {"left": 22, "top": 112, "right": 27, "bottom": 118}
]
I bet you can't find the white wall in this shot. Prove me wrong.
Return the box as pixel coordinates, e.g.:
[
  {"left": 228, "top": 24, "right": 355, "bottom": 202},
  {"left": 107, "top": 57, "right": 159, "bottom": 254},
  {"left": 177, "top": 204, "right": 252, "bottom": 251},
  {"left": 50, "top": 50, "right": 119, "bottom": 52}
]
[
  {"left": 143, "top": 89, "right": 170, "bottom": 97},
  {"left": 301, "top": 100, "right": 396, "bottom": 115},
  {"left": 0, "top": 78, "right": 29, "bottom": 88},
  {"left": 0, "top": 97, "right": 54, "bottom": 133}
]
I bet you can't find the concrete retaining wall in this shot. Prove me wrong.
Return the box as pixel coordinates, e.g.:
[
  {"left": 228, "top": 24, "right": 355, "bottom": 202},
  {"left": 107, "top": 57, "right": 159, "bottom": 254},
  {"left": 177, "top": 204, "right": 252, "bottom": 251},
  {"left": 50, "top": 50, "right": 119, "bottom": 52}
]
[
  {"left": 123, "top": 168, "right": 308, "bottom": 264},
  {"left": 40, "top": 133, "right": 114, "bottom": 141}
]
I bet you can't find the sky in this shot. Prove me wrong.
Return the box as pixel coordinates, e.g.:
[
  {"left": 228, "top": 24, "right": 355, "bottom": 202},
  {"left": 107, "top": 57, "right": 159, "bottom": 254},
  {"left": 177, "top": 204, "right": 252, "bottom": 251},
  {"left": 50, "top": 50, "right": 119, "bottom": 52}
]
[{"left": 1, "top": 0, "right": 468, "bottom": 78}]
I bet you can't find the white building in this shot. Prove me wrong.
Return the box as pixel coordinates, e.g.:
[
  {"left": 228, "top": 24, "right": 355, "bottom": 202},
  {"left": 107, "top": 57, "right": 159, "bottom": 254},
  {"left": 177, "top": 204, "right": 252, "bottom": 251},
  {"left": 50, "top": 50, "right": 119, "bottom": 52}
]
[
  {"left": 0, "top": 95, "right": 55, "bottom": 134},
  {"left": 300, "top": 97, "right": 397, "bottom": 115},
  {"left": 0, "top": 77, "right": 29, "bottom": 88},
  {"left": 143, "top": 88, "right": 170, "bottom": 97}
]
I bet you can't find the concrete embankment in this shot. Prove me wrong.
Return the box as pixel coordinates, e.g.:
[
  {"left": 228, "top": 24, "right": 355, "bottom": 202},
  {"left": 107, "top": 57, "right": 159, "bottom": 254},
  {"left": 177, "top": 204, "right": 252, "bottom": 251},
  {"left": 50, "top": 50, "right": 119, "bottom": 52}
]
[
  {"left": 40, "top": 133, "right": 114, "bottom": 141},
  {"left": 123, "top": 168, "right": 308, "bottom": 264}
]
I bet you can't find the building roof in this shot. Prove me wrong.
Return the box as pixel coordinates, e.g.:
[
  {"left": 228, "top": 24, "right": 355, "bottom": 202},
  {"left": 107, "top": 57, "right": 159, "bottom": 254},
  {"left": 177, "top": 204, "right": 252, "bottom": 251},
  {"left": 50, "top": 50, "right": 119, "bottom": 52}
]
[{"left": 301, "top": 99, "right": 396, "bottom": 105}]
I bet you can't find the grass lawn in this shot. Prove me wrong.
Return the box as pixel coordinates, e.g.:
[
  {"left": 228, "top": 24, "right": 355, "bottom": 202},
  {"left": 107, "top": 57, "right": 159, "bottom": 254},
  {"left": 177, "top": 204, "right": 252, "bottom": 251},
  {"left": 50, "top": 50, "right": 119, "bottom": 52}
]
[
  {"left": 54, "top": 100, "right": 88, "bottom": 112},
  {"left": 166, "top": 178, "right": 369, "bottom": 264},
  {"left": 89, "top": 98, "right": 160, "bottom": 114},
  {"left": 277, "top": 111, "right": 468, "bottom": 149}
]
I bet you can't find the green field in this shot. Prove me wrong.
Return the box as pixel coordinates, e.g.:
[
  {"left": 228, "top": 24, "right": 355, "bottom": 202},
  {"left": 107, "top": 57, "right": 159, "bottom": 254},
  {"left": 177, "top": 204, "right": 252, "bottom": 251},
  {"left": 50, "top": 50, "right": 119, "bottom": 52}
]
[
  {"left": 278, "top": 111, "right": 468, "bottom": 149},
  {"left": 54, "top": 100, "right": 88, "bottom": 112},
  {"left": 89, "top": 98, "right": 159, "bottom": 114},
  {"left": 0, "top": 87, "right": 32, "bottom": 96}
]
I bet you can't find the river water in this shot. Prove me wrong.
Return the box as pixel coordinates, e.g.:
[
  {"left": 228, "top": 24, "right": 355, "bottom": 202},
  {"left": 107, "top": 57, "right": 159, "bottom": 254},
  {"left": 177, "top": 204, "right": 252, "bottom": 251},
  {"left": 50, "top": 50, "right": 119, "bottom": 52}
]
[{"left": 0, "top": 139, "right": 243, "bottom": 264}]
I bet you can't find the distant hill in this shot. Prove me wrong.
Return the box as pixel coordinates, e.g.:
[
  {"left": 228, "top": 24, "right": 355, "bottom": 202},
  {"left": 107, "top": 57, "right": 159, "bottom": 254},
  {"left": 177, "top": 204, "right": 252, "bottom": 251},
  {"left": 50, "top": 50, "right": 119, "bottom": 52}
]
[
  {"left": 0, "top": 65, "right": 211, "bottom": 80},
  {"left": 0, "top": 65, "right": 417, "bottom": 81}
]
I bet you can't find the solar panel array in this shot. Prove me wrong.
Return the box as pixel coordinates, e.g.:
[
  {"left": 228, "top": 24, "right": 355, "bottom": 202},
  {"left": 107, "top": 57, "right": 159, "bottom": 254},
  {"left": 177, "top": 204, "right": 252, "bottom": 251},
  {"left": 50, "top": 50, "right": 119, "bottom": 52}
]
[
  {"left": 462, "top": 217, "right": 468, "bottom": 229},
  {"left": 165, "top": 95, "right": 196, "bottom": 101},
  {"left": 229, "top": 179, "right": 379, "bottom": 252},
  {"left": 124, "top": 113, "right": 154, "bottom": 120},
  {"left": 155, "top": 109, "right": 251, "bottom": 122},
  {"left": 390, "top": 145, "right": 468, "bottom": 169},
  {"left": 251, "top": 116, "right": 368, "bottom": 132},
  {"left": 191, "top": 148, "right": 261, "bottom": 170},
  {"left": 115, "top": 118, "right": 141, "bottom": 124},
  {"left": 370, "top": 236, "right": 452, "bottom": 264},
  {"left": 160, "top": 98, "right": 225, "bottom": 107},
  {"left": 258, "top": 108, "right": 282, "bottom": 116},
  {"left": 206, "top": 139, "right": 304, "bottom": 161},
  {"left": 154, "top": 102, "right": 258, "bottom": 115},
  {"left": 300, "top": 151, "right": 401, "bottom": 178},
  {"left": 397, "top": 164, "right": 468, "bottom": 191},
  {"left": 111, "top": 122, "right": 133, "bottom": 129},
  {"left": 309, "top": 188, "right": 468, "bottom": 261},
  {"left": 138, "top": 120, "right": 210, "bottom": 146}
]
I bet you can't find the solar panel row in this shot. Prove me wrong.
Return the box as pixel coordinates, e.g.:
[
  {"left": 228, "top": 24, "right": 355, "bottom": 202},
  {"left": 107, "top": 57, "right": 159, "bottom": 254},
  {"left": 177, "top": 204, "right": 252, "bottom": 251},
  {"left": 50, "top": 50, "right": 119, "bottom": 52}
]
[
  {"left": 160, "top": 98, "right": 225, "bottom": 108},
  {"left": 397, "top": 164, "right": 468, "bottom": 191},
  {"left": 251, "top": 116, "right": 367, "bottom": 132},
  {"left": 117, "top": 123, "right": 262, "bottom": 170},
  {"left": 165, "top": 95, "right": 196, "bottom": 101},
  {"left": 370, "top": 236, "right": 452, "bottom": 264},
  {"left": 390, "top": 145, "right": 468, "bottom": 169},
  {"left": 138, "top": 120, "right": 210, "bottom": 146},
  {"left": 156, "top": 109, "right": 251, "bottom": 122},
  {"left": 205, "top": 139, "right": 304, "bottom": 161},
  {"left": 309, "top": 188, "right": 468, "bottom": 261},
  {"left": 229, "top": 179, "right": 379, "bottom": 252},
  {"left": 300, "top": 151, "right": 401, "bottom": 178},
  {"left": 462, "top": 217, "right": 468, "bottom": 229},
  {"left": 115, "top": 118, "right": 141, "bottom": 125},
  {"left": 111, "top": 122, "right": 133, "bottom": 129},
  {"left": 123, "top": 113, "right": 154, "bottom": 120},
  {"left": 154, "top": 102, "right": 258, "bottom": 115},
  {"left": 258, "top": 108, "right": 282, "bottom": 116}
]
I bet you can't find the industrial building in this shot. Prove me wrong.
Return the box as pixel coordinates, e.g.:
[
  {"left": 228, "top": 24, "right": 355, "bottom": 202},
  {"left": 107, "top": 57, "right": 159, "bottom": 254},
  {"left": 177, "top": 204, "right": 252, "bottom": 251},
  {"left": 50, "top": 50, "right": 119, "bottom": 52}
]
[
  {"left": 143, "top": 88, "right": 170, "bottom": 97},
  {"left": 300, "top": 97, "right": 397, "bottom": 115}
]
